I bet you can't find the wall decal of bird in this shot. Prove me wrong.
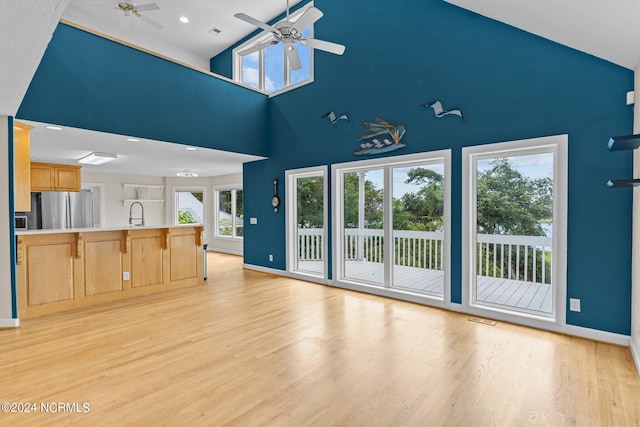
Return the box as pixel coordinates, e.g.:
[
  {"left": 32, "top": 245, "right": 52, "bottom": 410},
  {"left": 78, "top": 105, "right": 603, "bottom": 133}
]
[
  {"left": 354, "top": 117, "right": 407, "bottom": 155},
  {"left": 321, "top": 111, "right": 350, "bottom": 123},
  {"left": 421, "top": 101, "right": 465, "bottom": 121}
]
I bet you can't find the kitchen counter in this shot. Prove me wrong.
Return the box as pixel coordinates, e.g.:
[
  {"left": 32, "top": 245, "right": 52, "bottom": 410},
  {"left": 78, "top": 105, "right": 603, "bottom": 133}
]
[
  {"left": 15, "top": 224, "right": 202, "bottom": 235},
  {"left": 16, "top": 225, "right": 205, "bottom": 319}
]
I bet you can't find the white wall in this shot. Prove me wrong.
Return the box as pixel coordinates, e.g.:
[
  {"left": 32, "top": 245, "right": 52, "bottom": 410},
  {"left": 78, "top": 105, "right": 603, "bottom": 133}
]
[
  {"left": 82, "top": 171, "right": 244, "bottom": 255},
  {"left": 631, "top": 62, "right": 640, "bottom": 373},
  {"left": 82, "top": 172, "right": 166, "bottom": 227},
  {"left": 0, "top": 116, "right": 17, "bottom": 326}
]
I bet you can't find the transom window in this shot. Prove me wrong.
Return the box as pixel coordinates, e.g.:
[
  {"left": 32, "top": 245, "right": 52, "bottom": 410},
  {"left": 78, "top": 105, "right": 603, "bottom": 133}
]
[{"left": 233, "top": 5, "right": 314, "bottom": 95}]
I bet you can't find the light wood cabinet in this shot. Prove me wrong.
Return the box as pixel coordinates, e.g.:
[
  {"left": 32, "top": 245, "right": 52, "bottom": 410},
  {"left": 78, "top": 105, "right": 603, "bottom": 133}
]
[
  {"left": 30, "top": 162, "right": 82, "bottom": 192},
  {"left": 13, "top": 121, "right": 33, "bottom": 211},
  {"left": 16, "top": 225, "right": 205, "bottom": 319}
]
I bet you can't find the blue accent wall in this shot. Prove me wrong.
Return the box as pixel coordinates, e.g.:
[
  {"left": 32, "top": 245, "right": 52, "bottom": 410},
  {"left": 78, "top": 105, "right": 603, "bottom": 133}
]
[
  {"left": 15, "top": 2, "right": 635, "bottom": 335},
  {"left": 18, "top": 23, "right": 269, "bottom": 157},
  {"left": 242, "top": 0, "right": 634, "bottom": 334}
]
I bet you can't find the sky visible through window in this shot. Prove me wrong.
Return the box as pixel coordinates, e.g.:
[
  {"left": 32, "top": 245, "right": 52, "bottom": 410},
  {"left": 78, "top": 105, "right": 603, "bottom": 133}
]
[{"left": 240, "top": 27, "right": 311, "bottom": 93}]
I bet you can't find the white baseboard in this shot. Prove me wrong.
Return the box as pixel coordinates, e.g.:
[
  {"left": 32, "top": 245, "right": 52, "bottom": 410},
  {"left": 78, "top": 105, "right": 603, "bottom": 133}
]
[
  {"left": 563, "top": 325, "right": 630, "bottom": 346},
  {"left": 630, "top": 339, "right": 640, "bottom": 376},
  {"left": 0, "top": 318, "right": 19, "bottom": 328},
  {"left": 243, "top": 265, "right": 633, "bottom": 349},
  {"left": 242, "top": 263, "right": 331, "bottom": 285},
  {"left": 209, "top": 247, "right": 243, "bottom": 256}
]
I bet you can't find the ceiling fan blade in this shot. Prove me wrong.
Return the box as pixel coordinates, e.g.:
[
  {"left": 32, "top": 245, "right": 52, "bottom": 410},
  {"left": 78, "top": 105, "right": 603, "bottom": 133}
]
[
  {"left": 285, "top": 43, "right": 302, "bottom": 70},
  {"left": 301, "top": 38, "right": 345, "bottom": 55},
  {"left": 292, "top": 6, "right": 323, "bottom": 32},
  {"left": 139, "top": 14, "right": 163, "bottom": 29},
  {"left": 237, "top": 40, "right": 279, "bottom": 56},
  {"left": 234, "top": 13, "right": 276, "bottom": 33},
  {"left": 135, "top": 3, "right": 160, "bottom": 12}
]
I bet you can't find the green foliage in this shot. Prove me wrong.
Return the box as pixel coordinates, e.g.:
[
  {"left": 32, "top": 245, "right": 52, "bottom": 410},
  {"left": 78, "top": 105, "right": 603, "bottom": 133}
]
[
  {"left": 477, "top": 158, "right": 552, "bottom": 236},
  {"left": 178, "top": 210, "right": 197, "bottom": 224},
  {"left": 296, "top": 177, "right": 324, "bottom": 228}
]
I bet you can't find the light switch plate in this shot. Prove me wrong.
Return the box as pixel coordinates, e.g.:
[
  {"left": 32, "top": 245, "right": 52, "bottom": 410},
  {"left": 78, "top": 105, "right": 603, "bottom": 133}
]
[{"left": 250, "top": 217, "right": 258, "bottom": 224}]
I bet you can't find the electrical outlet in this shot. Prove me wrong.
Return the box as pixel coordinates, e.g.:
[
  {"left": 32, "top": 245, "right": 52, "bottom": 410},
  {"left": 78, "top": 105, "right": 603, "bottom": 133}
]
[
  {"left": 269, "top": 254, "right": 273, "bottom": 262},
  {"left": 123, "top": 271, "right": 130, "bottom": 280},
  {"left": 250, "top": 217, "right": 258, "bottom": 225},
  {"left": 569, "top": 298, "right": 581, "bottom": 312}
]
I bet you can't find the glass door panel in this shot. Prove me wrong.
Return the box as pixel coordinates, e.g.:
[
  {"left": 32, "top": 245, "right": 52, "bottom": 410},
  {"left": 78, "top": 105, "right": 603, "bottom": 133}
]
[
  {"left": 474, "top": 153, "right": 554, "bottom": 315},
  {"left": 293, "top": 175, "right": 325, "bottom": 276},
  {"left": 342, "top": 169, "right": 385, "bottom": 285},
  {"left": 391, "top": 163, "right": 445, "bottom": 296}
]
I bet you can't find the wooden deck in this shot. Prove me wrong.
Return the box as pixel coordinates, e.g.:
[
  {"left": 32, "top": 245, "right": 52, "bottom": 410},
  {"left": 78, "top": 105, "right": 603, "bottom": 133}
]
[{"left": 297, "top": 260, "right": 552, "bottom": 313}]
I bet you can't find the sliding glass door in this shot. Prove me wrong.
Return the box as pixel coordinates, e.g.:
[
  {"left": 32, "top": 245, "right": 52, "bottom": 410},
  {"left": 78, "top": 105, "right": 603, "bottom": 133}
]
[{"left": 333, "top": 151, "right": 450, "bottom": 303}]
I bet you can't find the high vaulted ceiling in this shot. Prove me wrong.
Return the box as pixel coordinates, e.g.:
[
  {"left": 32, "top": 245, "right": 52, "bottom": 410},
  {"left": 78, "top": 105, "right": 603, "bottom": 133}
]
[{"left": 2, "top": 0, "right": 640, "bottom": 177}]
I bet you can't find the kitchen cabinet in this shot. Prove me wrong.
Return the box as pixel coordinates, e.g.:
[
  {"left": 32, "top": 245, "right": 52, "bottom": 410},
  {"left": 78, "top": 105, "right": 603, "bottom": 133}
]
[
  {"left": 15, "top": 225, "right": 205, "bottom": 319},
  {"left": 14, "top": 121, "right": 33, "bottom": 211},
  {"left": 30, "top": 162, "right": 82, "bottom": 192}
]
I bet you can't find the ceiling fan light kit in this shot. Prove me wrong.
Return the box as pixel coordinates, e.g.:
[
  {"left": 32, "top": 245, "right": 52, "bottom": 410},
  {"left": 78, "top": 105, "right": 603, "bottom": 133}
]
[
  {"left": 234, "top": 1, "right": 345, "bottom": 71},
  {"left": 117, "top": 1, "right": 163, "bottom": 29}
]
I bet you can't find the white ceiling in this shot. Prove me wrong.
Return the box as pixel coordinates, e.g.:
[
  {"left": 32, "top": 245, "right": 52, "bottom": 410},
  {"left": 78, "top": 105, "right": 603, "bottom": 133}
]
[
  {"left": 20, "top": 120, "right": 265, "bottom": 177},
  {"left": 444, "top": 0, "right": 640, "bottom": 70},
  {"left": 61, "top": 0, "right": 303, "bottom": 70},
  {"left": 5, "top": 1, "right": 640, "bottom": 178}
]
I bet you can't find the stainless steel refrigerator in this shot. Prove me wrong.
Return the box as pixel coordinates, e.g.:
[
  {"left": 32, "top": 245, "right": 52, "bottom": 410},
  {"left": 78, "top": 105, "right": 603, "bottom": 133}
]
[{"left": 40, "top": 190, "right": 94, "bottom": 230}]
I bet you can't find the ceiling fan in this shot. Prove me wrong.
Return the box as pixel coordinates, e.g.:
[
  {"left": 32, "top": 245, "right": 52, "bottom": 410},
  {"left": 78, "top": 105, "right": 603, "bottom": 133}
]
[
  {"left": 116, "top": 1, "right": 163, "bottom": 29},
  {"left": 234, "top": 1, "right": 345, "bottom": 70}
]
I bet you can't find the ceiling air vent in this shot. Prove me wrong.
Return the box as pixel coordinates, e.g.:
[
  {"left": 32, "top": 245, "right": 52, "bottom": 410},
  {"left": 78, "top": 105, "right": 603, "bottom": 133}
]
[{"left": 208, "top": 26, "right": 222, "bottom": 36}]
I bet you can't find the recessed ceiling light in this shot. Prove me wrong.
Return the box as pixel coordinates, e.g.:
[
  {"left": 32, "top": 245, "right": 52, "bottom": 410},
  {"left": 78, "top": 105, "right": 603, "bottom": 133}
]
[
  {"left": 126, "top": 138, "right": 140, "bottom": 142},
  {"left": 46, "top": 125, "right": 63, "bottom": 131},
  {"left": 177, "top": 171, "right": 198, "bottom": 177},
  {"left": 179, "top": 16, "right": 189, "bottom": 23},
  {"left": 185, "top": 147, "right": 197, "bottom": 151}
]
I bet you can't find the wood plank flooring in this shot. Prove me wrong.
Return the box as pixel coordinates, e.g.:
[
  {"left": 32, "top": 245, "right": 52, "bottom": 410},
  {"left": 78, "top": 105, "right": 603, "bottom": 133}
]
[{"left": 0, "top": 252, "right": 639, "bottom": 426}]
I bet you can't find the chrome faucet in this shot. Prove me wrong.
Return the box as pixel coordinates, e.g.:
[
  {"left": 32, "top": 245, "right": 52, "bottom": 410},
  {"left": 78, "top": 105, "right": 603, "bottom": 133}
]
[{"left": 129, "top": 201, "right": 145, "bottom": 227}]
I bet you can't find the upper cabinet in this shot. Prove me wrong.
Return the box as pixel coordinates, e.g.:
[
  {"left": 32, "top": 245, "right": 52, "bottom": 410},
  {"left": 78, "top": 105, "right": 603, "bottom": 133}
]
[
  {"left": 30, "top": 162, "right": 82, "bottom": 192},
  {"left": 14, "top": 122, "right": 33, "bottom": 211}
]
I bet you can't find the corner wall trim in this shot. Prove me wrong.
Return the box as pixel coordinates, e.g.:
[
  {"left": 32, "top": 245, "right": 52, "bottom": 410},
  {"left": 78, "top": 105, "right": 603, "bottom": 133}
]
[
  {"left": 0, "top": 318, "right": 20, "bottom": 328},
  {"left": 630, "top": 339, "right": 640, "bottom": 376},
  {"left": 564, "top": 324, "right": 630, "bottom": 346}
]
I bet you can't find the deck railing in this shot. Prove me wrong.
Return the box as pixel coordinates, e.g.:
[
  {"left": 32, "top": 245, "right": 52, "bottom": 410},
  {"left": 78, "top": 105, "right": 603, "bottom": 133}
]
[
  {"left": 476, "top": 233, "right": 552, "bottom": 284},
  {"left": 298, "top": 228, "right": 552, "bottom": 284}
]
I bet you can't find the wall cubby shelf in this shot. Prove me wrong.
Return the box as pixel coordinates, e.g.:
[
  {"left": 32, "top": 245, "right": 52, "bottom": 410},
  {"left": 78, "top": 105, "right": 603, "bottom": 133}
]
[
  {"left": 607, "top": 134, "right": 640, "bottom": 188},
  {"left": 122, "top": 184, "right": 164, "bottom": 192}
]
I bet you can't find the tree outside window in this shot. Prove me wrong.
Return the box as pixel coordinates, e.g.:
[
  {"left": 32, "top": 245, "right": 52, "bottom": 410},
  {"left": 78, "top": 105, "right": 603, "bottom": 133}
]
[{"left": 217, "top": 189, "right": 243, "bottom": 238}]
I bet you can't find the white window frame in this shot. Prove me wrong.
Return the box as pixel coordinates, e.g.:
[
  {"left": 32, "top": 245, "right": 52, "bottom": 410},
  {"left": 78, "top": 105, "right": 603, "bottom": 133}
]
[
  {"left": 214, "top": 185, "right": 243, "bottom": 240},
  {"left": 332, "top": 150, "right": 452, "bottom": 309},
  {"left": 285, "top": 165, "right": 329, "bottom": 282},
  {"left": 232, "top": 2, "right": 315, "bottom": 96},
  {"left": 462, "top": 135, "right": 568, "bottom": 332},
  {"left": 173, "top": 186, "right": 205, "bottom": 226}
]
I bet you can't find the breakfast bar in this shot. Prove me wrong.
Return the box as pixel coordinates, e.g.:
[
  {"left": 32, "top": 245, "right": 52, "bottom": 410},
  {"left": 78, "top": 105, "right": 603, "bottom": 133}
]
[{"left": 15, "top": 225, "right": 205, "bottom": 319}]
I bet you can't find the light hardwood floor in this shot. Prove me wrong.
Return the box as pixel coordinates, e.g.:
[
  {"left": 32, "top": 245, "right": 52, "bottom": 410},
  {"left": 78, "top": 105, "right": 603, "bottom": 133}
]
[{"left": 1, "top": 252, "right": 639, "bottom": 426}]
